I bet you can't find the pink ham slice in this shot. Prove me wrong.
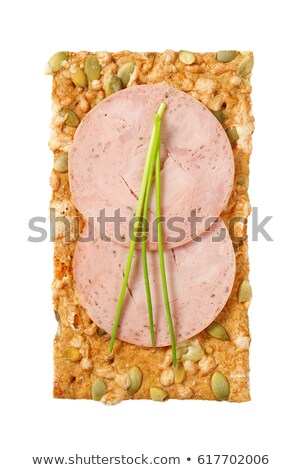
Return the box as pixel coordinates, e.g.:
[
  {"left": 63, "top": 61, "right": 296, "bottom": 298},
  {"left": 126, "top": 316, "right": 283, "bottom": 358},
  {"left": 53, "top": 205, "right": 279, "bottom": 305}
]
[
  {"left": 73, "top": 219, "right": 235, "bottom": 347},
  {"left": 69, "top": 85, "right": 234, "bottom": 250}
]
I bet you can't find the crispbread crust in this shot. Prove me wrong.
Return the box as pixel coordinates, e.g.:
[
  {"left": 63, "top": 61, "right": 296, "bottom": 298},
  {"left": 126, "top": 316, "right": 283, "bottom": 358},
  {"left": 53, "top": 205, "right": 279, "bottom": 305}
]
[{"left": 49, "top": 50, "right": 253, "bottom": 404}]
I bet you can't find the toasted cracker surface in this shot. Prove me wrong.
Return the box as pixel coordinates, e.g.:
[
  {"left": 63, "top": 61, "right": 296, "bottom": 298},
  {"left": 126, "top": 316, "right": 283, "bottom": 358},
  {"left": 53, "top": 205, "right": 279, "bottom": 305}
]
[{"left": 49, "top": 50, "right": 254, "bottom": 404}]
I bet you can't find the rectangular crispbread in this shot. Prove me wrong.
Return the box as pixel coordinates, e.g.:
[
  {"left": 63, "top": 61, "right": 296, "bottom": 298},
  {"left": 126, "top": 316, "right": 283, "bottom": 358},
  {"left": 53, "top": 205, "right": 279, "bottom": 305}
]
[{"left": 49, "top": 50, "right": 253, "bottom": 404}]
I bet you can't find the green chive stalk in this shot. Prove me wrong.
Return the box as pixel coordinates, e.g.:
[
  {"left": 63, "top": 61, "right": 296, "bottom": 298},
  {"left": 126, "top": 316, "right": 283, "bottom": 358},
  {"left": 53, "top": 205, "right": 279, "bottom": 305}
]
[
  {"left": 141, "top": 103, "right": 167, "bottom": 345},
  {"left": 155, "top": 142, "right": 177, "bottom": 367},
  {"left": 110, "top": 103, "right": 167, "bottom": 352}
]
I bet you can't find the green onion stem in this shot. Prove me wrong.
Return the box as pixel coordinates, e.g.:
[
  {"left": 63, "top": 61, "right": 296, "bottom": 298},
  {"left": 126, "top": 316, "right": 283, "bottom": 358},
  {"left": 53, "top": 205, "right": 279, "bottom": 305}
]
[
  {"left": 155, "top": 138, "right": 177, "bottom": 367},
  {"left": 110, "top": 102, "right": 167, "bottom": 352}
]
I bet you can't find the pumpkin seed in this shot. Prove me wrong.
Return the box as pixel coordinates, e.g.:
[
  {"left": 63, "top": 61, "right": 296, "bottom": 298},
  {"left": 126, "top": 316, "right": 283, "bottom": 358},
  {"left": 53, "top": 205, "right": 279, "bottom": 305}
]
[
  {"left": 211, "top": 110, "right": 226, "bottom": 123},
  {"left": 64, "top": 347, "right": 82, "bottom": 362},
  {"left": 95, "top": 97, "right": 103, "bottom": 106},
  {"left": 206, "top": 322, "right": 229, "bottom": 340},
  {"left": 179, "top": 50, "right": 195, "bottom": 65},
  {"left": 118, "top": 62, "right": 135, "bottom": 87},
  {"left": 211, "top": 371, "right": 230, "bottom": 400},
  {"left": 128, "top": 366, "right": 143, "bottom": 394},
  {"left": 150, "top": 387, "right": 168, "bottom": 402},
  {"left": 176, "top": 346, "right": 188, "bottom": 360},
  {"left": 60, "top": 108, "right": 80, "bottom": 127},
  {"left": 237, "top": 280, "right": 252, "bottom": 302},
  {"left": 173, "top": 362, "right": 185, "bottom": 384},
  {"left": 97, "top": 327, "right": 106, "bottom": 337},
  {"left": 84, "top": 55, "right": 102, "bottom": 81},
  {"left": 226, "top": 126, "right": 239, "bottom": 144},
  {"left": 105, "top": 75, "right": 123, "bottom": 97},
  {"left": 238, "top": 56, "right": 254, "bottom": 78},
  {"left": 181, "top": 342, "right": 204, "bottom": 362},
  {"left": 71, "top": 65, "right": 88, "bottom": 88},
  {"left": 54, "top": 154, "right": 68, "bottom": 173},
  {"left": 91, "top": 378, "right": 106, "bottom": 401},
  {"left": 48, "top": 51, "right": 68, "bottom": 72},
  {"left": 216, "top": 50, "right": 238, "bottom": 63}
]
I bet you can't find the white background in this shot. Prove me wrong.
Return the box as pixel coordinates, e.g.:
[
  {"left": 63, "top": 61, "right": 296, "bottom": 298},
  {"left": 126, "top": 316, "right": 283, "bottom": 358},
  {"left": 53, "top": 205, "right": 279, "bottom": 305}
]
[{"left": 1, "top": 0, "right": 301, "bottom": 468}]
